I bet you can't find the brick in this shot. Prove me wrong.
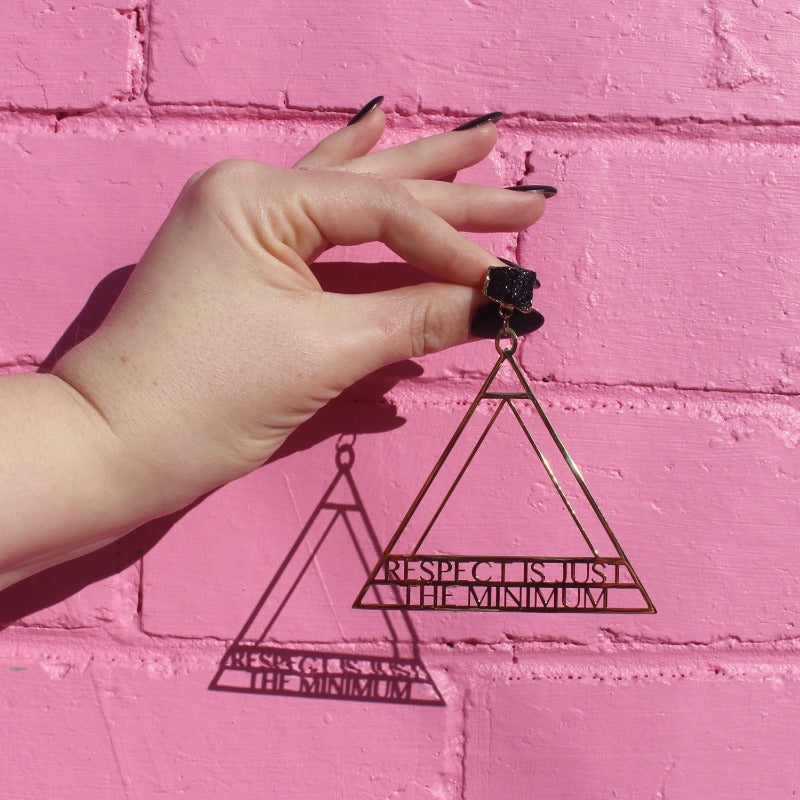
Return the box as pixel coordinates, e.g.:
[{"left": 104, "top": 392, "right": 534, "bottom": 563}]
[
  {"left": 0, "top": 660, "right": 456, "bottom": 799},
  {"left": 1, "top": 562, "right": 138, "bottom": 630},
  {"left": 464, "top": 675, "right": 800, "bottom": 799},
  {"left": 142, "top": 389, "right": 800, "bottom": 644},
  {"left": 1, "top": 2, "right": 137, "bottom": 110},
  {"left": 520, "top": 135, "right": 800, "bottom": 392},
  {"left": 140, "top": 422, "right": 444, "bottom": 645},
  {"left": 0, "top": 661, "right": 129, "bottom": 798},
  {"left": 148, "top": 0, "right": 800, "bottom": 121}
]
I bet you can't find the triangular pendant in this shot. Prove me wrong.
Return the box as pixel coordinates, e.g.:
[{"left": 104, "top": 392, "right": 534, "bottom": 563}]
[{"left": 354, "top": 338, "right": 655, "bottom": 615}]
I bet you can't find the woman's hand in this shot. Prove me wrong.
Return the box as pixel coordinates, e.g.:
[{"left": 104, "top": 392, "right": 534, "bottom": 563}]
[{"left": 52, "top": 103, "right": 550, "bottom": 518}]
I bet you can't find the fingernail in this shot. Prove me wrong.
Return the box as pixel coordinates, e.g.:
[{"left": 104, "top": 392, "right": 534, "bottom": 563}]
[
  {"left": 347, "top": 95, "right": 384, "bottom": 126},
  {"left": 470, "top": 303, "right": 545, "bottom": 338},
  {"left": 506, "top": 184, "right": 557, "bottom": 199},
  {"left": 453, "top": 111, "right": 503, "bottom": 131}
]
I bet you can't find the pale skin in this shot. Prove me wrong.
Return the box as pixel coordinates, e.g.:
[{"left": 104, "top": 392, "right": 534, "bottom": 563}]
[{"left": 0, "top": 106, "right": 548, "bottom": 591}]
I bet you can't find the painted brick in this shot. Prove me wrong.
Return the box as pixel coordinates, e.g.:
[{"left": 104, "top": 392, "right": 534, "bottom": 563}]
[
  {"left": 464, "top": 675, "right": 800, "bottom": 799},
  {"left": 519, "top": 135, "right": 800, "bottom": 392},
  {"left": 142, "top": 390, "right": 800, "bottom": 644},
  {"left": 0, "top": 660, "right": 457, "bottom": 799},
  {"left": 148, "top": 0, "right": 800, "bottom": 121},
  {"left": 1, "top": 2, "right": 137, "bottom": 110},
  {"left": 2, "top": 564, "right": 138, "bottom": 630}
]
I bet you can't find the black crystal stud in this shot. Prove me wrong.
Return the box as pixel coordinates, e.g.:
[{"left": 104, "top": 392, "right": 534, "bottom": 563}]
[{"left": 482, "top": 258, "right": 540, "bottom": 314}]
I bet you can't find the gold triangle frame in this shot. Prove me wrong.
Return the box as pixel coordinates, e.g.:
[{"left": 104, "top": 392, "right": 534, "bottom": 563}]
[{"left": 354, "top": 335, "right": 655, "bottom": 614}]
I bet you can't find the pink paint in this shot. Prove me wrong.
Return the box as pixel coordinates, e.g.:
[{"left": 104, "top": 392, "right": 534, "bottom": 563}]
[
  {"left": 147, "top": 0, "right": 800, "bottom": 121},
  {"left": 520, "top": 136, "right": 800, "bottom": 392},
  {"left": 0, "top": 2, "right": 138, "bottom": 110},
  {"left": 1, "top": 1, "right": 799, "bottom": 796},
  {"left": 466, "top": 676, "right": 800, "bottom": 798}
]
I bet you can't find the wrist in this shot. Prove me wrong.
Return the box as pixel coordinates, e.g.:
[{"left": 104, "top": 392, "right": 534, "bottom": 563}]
[
  {"left": 50, "top": 342, "right": 174, "bottom": 524},
  {"left": 0, "top": 369, "right": 169, "bottom": 587},
  {"left": 50, "top": 327, "right": 240, "bottom": 521}
]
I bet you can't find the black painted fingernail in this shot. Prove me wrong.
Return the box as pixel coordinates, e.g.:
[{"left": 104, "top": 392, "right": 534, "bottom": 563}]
[
  {"left": 506, "top": 184, "right": 557, "bottom": 199},
  {"left": 453, "top": 111, "right": 503, "bottom": 131},
  {"left": 347, "top": 95, "right": 384, "bottom": 126},
  {"left": 470, "top": 303, "right": 545, "bottom": 338}
]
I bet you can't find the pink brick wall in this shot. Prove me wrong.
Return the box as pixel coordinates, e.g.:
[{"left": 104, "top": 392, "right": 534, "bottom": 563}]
[{"left": 2, "top": 1, "right": 798, "bottom": 797}]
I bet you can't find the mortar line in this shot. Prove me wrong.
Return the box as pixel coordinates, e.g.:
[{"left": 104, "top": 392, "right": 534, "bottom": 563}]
[
  {"left": 3, "top": 361, "right": 798, "bottom": 443},
  {"left": 390, "top": 376, "right": 800, "bottom": 402},
  {"left": 5, "top": 106, "right": 800, "bottom": 143},
  {"left": 3, "top": 356, "right": 798, "bottom": 404},
  {"left": 5, "top": 357, "right": 796, "bottom": 404},
  {"left": 135, "top": 557, "right": 145, "bottom": 632},
  {"left": 458, "top": 688, "right": 470, "bottom": 800},
  {"left": 4, "top": 623, "right": 800, "bottom": 655},
  {"left": 140, "top": 0, "right": 153, "bottom": 104}
]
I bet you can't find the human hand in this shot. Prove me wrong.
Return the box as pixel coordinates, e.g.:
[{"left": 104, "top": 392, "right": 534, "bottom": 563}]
[{"left": 52, "top": 100, "right": 553, "bottom": 518}]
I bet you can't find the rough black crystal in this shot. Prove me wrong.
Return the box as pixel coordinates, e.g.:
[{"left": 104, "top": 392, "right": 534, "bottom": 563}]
[{"left": 483, "top": 259, "right": 539, "bottom": 313}]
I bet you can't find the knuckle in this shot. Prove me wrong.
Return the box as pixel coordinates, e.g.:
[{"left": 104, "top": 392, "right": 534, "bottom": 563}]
[
  {"left": 370, "top": 175, "right": 416, "bottom": 239},
  {"left": 182, "top": 158, "right": 258, "bottom": 207},
  {"left": 409, "top": 297, "right": 446, "bottom": 358},
  {"left": 377, "top": 175, "right": 414, "bottom": 207},
  {"left": 183, "top": 168, "right": 207, "bottom": 190}
]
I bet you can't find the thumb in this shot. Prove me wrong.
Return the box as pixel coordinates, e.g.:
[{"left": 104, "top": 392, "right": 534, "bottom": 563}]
[{"left": 323, "top": 283, "right": 483, "bottom": 385}]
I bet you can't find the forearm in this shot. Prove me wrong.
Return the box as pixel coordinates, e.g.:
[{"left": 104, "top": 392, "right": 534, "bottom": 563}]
[{"left": 0, "top": 371, "right": 160, "bottom": 590}]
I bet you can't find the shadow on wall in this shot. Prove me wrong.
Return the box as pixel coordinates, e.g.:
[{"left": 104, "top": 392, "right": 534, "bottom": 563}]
[
  {"left": 210, "top": 435, "right": 444, "bottom": 706},
  {"left": 0, "top": 263, "right": 424, "bottom": 628}
]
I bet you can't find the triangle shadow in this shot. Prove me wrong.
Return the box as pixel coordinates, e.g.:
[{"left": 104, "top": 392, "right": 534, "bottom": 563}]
[{"left": 210, "top": 436, "right": 445, "bottom": 706}]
